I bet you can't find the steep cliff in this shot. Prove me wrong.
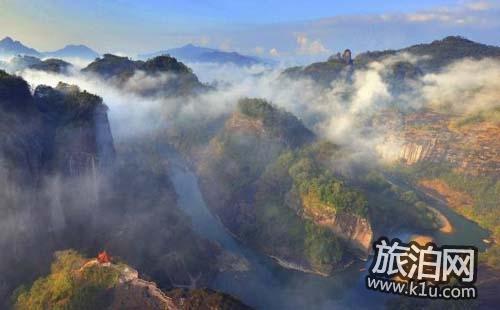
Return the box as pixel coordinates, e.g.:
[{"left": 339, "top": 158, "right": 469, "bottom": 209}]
[
  {"left": 0, "top": 72, "right": 232, "bottom": 307},
  {"left": 34, "top": 82, "right": 116, "bottom": 176},
  {"left": 378, "top": 109, "right": 500, "bottom": 177},
  {"left": 379, "top": 108, "right": 500, "bottom": 276},
  {"left": 0, "top": 72, "right": 117, "bottom": 305},
  {"left": 0, "top": 71, "right": 50, "bottom": 305},
  {"left": 0, "top": 70, "right": 45, "bottom": 186},
  {"left": 191, "top": 99, "right": 380, "bottom": 274},
  {"left": 299, "top": 192, "right": 373, "bottom": 254}
]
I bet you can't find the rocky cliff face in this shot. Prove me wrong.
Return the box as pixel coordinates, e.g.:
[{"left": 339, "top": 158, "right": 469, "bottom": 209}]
[
  {"left": 0, "top": 77, "right": 105, "bottom": 178},
  {"left": 281, "top": 159, "right": 373, "bottom": 256},
  {"left": 0, "top": 72, "right": 230, "bottom": 307},
  {"left": 329, "top": 213, "right": 372, "bottom": 253},
  {"left": 34, "top": 82, "right": 115, "bottom": 176},
  {"left": 377, "top": 110, "right": 500, "bottom": 177},
  {"left": 300, "top": 198, "right": 373, "bottom": 255},
  {"left": 395, "top": 138, "right": 441, "bottom": 166},
  {"left": 0, "top": 71, "right": 118, "bottom": 305},
  {"left": 0, "top": 70, "right": 45, "bottom": 185}
]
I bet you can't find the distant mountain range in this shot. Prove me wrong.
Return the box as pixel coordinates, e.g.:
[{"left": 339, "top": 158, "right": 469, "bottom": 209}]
[
  {"left": 0, "top": 37, "right": 40, "bottom": 57},
  {"left": 0, "top": 37, "right": 270, "bottom": 66},
  {"left": 0, "top": 36, "right": 99, "bottom": 60},
  {"left": 44, "top": 44, "right": 99, "bottom": 59},
  {"left": 139, "top": 44, "right": 273, "bottom": 66}
]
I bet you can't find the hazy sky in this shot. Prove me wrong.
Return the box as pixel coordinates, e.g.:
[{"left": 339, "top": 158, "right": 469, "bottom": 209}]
[{"left": 1, "top": 0, "right": 499, "bottom": 61}]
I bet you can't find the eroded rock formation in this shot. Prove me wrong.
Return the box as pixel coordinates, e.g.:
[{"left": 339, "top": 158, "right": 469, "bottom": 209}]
[{"left": 378, "top": 110, "right": 500, "bottom": 176}]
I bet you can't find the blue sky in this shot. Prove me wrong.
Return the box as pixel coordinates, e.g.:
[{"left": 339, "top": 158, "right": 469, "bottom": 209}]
[{"left": 1, "top": 0, "right": 499, "bottom": 62}]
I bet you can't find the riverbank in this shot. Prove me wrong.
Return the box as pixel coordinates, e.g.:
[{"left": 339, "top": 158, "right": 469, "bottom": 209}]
[
  {"left": 384, "top": 172, "right": 490, "bottom": 250},
  {"left": 269, "top": 255, "right": 330, "bottom": 276},
  {"left": 427, "top": 205, "right": 453, "bottom": 234},
  {"left": 418, "top": 178, "right": 496, "bottom": 243},
  {"left": 410, "top": 234, "right": 433, "bottom": 245},
  {"left": 419, "top": 179, "right": 474, "bottom": 210}
]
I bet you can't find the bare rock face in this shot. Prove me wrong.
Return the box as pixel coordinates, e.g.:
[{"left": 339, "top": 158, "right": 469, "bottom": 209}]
[
  {"left": 378, "top": 110, "right": 500, "bottom": 177},
  {"left": 342, "top": 49, "right": 353, "bottom": 64},
  {"left": 327, "top": 50, "right": 353, "bottom": 64},
  {"left": 399, "top": 141, "right": 437, "bottom": 165},
  {"left": 34, "top": 82, "right": 116, "bottom": 176},
  {"left": 82, "top": 259, "right": 251, "bottom": 310},
  {"left": 325, "top": 212, "right": 373, "bottom": 255},
  {"left": 299, "top": 193, "right": 373, "bottom": 256},
  {"left": 110, "top": 265, "right": 178, "bottom": 310},
  {"left": 75, "top": 259, "right": 176, "bottom": 309},
  {"left": 14, "top": 251, "right": 251, "bottom": 310},
  {"left": 0, "top": 70, "right": 45, "bottom": 185}
]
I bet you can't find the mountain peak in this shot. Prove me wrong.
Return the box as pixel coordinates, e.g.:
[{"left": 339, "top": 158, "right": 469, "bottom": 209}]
[
  {"left": 44, "top": 44, "right": 99, "bottom": 59},
  {"left": 429, "top": 36, "right": 477, "bottom": 46},
  {"left": 440, "top": 35, "right": 474, "bottom": 43},
  {"left": 0, "top": 36, "right": 14, "bottom": 43},
  {"left": 62, "top": 44, "right": 93, "bottom": 49},
  {"left": 0, "top": 36, "right": 40, "bottom": 56},
  {"left": 139, "top": 44, "right": 269, "bottom": 66}
]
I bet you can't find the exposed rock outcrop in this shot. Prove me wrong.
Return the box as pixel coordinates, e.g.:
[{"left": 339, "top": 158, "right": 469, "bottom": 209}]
[
  {"left": 305, "top": 207, "right": 373, "bottom": 255},
  {"left": 289, "top": 185, "right": 373, "bottom": 256},
  {"left": 378, "top": 110, "right": 500, "bottom": 176},
  {"left": 34, "top": 82, "right": 116, "bottom": 176},
  {"left": 399, "top": 140, "right": 437, "bottom": 165},
  {"left": 14, "top": 251, "right": 250, "bottom": 310},
  {"left": 0, "top": 70, "right": 45, "bottom": 185},
  {"left": 109, "top": 263, "right": 179, "bottom": 309},
  {"left": 342, "top": 49, "right": 353, "bottom": 65}
]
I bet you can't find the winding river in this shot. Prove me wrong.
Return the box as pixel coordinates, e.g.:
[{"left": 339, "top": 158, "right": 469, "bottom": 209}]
[{"left": 167, "top": 149, "right": 489, "bottom": 309}]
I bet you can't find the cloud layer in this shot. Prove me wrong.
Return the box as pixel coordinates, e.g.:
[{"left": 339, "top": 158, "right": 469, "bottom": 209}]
[{"left": 12, "top": 51, "right": 500, "bottom": 169}]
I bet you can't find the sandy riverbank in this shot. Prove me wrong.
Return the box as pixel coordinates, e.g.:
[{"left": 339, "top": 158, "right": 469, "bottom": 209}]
[{"left": 427, "top": 205, "right": 454, "bottom": 234}]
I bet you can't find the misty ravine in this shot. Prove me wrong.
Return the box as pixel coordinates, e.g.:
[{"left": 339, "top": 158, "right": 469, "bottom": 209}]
[{"left": 4, "top": 34, "right": 497, "bottom": 309}]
